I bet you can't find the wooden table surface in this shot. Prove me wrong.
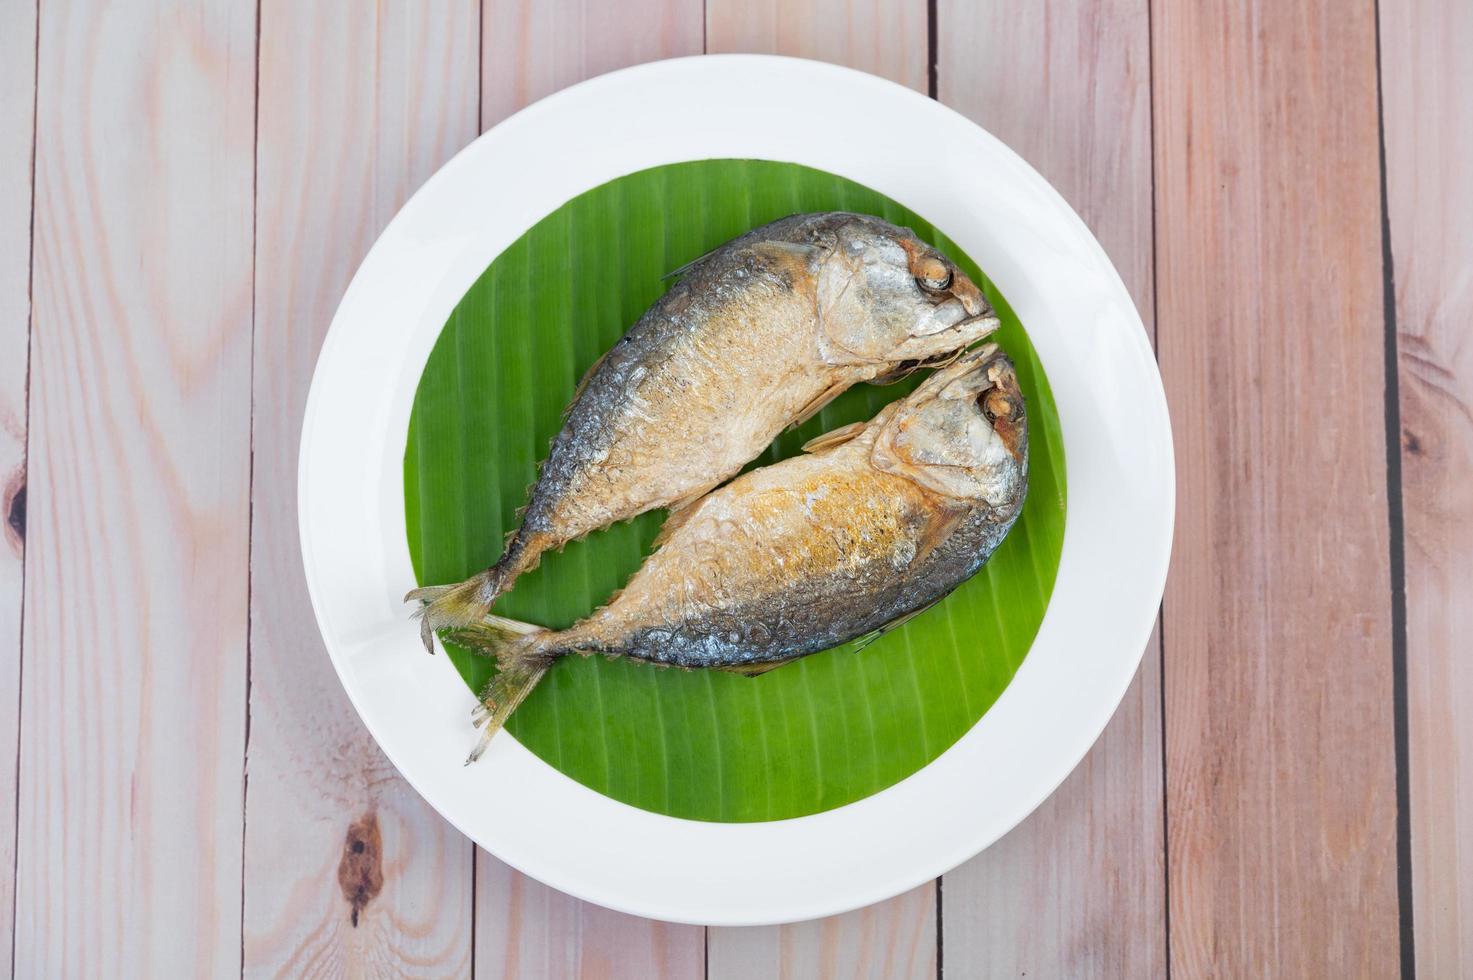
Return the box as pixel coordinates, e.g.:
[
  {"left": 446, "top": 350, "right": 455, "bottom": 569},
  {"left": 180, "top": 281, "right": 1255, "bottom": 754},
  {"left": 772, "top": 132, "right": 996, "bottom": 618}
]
[{"left": 2, "top": 0, "right": 1468, "bottom": 976}]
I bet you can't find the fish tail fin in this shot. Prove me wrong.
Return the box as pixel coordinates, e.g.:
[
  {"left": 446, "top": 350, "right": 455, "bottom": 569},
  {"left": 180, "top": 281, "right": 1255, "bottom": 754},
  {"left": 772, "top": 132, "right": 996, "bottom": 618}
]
[
  {"left": 447, "top": 616, "right": 554, "bottom": 764},
  {"left": 405, "top": 572, "right": 501, "bottom": 653},
  {"left": 406, "top": 534, "right": 556, "bottom": 653},
  {"left": 444, "top": 614, "right": 544, "bottom": 667}
]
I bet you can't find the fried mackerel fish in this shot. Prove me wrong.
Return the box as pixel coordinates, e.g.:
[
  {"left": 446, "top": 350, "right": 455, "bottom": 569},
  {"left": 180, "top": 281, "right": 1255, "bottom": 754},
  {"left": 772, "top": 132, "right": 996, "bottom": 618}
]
[
  {"left": 408, "top": 213, "right": 999, "bottom": 649},
  {"left": 452, "top": 345, "right": 1027, "bottom": 761}
]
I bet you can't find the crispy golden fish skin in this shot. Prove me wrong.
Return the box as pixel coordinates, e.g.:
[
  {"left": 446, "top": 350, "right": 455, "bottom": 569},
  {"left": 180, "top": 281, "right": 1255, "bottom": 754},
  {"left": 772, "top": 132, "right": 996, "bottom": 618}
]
[
  {"left": 452, "top": 346, "right": 1027, "bottom": 762},
  {"left": 408, "top": 212, "right": 1000, "bottom": 650}
]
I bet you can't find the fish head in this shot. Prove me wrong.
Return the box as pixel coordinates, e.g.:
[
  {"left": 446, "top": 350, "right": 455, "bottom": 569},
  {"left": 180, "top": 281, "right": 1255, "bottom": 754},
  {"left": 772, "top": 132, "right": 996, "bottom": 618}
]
[
  {"left": 816, "top": 216, "right": 1000, "bottom": 369},
  {"left": 870, "top": 344, "right": 1028, "bottom": 512}
]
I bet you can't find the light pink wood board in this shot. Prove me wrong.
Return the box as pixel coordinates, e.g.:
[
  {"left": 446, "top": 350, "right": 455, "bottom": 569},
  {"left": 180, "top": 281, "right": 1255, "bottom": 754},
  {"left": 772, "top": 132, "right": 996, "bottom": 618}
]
[
  {"left": 935, "top": 0, "right": 1165, "bottom": 975},
  {"left": 243, "top": 3, "right": 481, "bottom": 976},
  {"left": 14, "top": 1, "right": 255, "bottom": 974},
  {"left": 0, "top": 4, "right": 36, "bottom": 976},
  {"left": 475, "top": 858, "right": 705, "bottom": 979},
  {"left": 705, "top": 0, "right": 928, "bottom": 92},
  {"left": 1153, "top": 0, "right": 1401, "bottom": 973},
  {"left": 1381, "top": 0, "right": 1473, "bottom": 973},
  {"left": 5, "top": 1, "right": 1463, "bottom": 972},
  {"left": 481, "top": 0, "right": 708, "bottom": 129},
  {"left": 708, "top": 884, "right": 935, "bottom": 980}
]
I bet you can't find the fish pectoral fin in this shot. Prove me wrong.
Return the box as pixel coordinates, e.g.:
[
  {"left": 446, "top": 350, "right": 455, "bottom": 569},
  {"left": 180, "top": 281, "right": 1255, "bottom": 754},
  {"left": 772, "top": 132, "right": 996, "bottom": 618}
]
[
  {"left": 801, "top": 421, "right": 867, "bottom": 454},
  {"left": 911, "top": 508, "right": 969, "bottom": 569},
  {"left": 717, "top": 656, "right": 800, "bottom": 677},
  {"left": 790, "top": 379, "right": 851, "bottom": 428}
]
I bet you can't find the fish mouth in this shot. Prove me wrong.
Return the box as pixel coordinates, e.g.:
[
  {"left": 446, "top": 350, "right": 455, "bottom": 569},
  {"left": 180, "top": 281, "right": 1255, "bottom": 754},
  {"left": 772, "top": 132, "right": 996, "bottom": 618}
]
[
  {"left": 923, "top": 342, "right": 1021, "bottom": 405},
  {"left": 911, "top": 303, "right": 999, "bottom": 339},
  {"left": 874, "top": 315, "right": 998, "bottom": 383},
  {"left": 951, "top": 341, "right": 1004, "bottom": 372},
  {"left": 958, "top": 311, "right": 1001, "bottom": 333},
  {"left": 968, "top": 344, "right": 1020, "bottom": 396},
  {"left": 907, "top": 342, "right": 1000, "bottom": 395}
]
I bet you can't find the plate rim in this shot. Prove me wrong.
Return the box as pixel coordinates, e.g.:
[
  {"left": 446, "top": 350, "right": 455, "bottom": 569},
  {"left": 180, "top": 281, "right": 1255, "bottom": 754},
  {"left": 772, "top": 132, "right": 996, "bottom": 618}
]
[{"left": 299, "top": 53, "right": 1174, "bottom": 926}]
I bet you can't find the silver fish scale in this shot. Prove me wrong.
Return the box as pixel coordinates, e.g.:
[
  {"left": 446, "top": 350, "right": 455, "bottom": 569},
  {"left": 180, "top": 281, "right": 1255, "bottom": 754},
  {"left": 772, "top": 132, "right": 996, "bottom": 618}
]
[
  {"left": 517, "top": 216, "right": 841, "bottom": 537},
  {"left": 615, "top": 494, "right": 1026, "bottom": 670}
]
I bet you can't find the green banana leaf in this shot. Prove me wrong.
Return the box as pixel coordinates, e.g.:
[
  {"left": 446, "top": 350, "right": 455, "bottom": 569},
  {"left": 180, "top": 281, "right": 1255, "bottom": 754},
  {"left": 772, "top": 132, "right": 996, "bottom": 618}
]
[{"left": 405, "top": 160, "right": 1065, "bottom": 822}]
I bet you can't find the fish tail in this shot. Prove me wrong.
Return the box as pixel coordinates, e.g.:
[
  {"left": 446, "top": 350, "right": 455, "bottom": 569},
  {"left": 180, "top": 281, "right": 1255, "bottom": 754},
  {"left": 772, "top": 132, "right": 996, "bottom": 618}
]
[
  {"left": 446, "top": 616, "right": 554, "bottom": 764},
  {"left": 405, "top": 572, "right": 502, "bottom": 653},
  {"left": 406, "top": 533, "right": 554, "bottom": 653}
]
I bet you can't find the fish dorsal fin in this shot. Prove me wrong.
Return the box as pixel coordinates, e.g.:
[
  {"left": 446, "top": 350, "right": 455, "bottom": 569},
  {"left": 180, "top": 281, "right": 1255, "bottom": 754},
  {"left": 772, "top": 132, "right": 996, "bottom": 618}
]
[
  {"left": 801, "top": 421, "right": 867, "bottom": 454},
  {"left": 663, "top": 239, "right": 820, "bottom": 282},
  {"left": 717, "top": 655, "right": 800, "bottom": 677},
  {"left": 650, "top": 488, "right": 712, "bottom": 549},
  {"left": 661, "top": 246, "right": 720, "bottom": 281}
]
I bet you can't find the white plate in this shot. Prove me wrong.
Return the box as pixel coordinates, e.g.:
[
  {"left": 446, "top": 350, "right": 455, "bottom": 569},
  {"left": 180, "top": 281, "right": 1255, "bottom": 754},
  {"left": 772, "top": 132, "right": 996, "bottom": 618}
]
[{"left": 299, "top": 55, "right": 1173, "bottom": 926}]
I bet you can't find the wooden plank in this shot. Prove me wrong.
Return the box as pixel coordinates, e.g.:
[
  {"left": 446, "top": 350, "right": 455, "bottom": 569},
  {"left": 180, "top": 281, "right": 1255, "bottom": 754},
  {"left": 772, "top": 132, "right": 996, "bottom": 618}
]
[
  {"left": 13, "top": 1, "right": 255, "bottom": 974},
  {"left": 934, "top": 1, "right": 1165, "bottom": 976},
  {"left": 475, "top": 3, "right": 709, "bottom": 975},
  {"left": 1152, "top": 0, "right": 1400, "bottom": 974},
  {"left": 1380, "top": 0, "right": 1473, "bottom": 973},
  {"left": 702, "top": 3, "right": 933, "bottom": 974},
  {"left": 704, "top": 0, "right": 927, "bottom": 92},
  {"left": 482, "top": 0, "right": 708, "bottom": 129},
  {"left": 706, "top": 884, "right": 935, "bottom": 980},
  {"left": 0, "top": 2, "right": 36, "bottom": 975},
  {"left": 475, "top": 858, "right": 706, "bottom": 979},
  {"left": 242, "top": 3, "right": 480, "bottom": 976}
]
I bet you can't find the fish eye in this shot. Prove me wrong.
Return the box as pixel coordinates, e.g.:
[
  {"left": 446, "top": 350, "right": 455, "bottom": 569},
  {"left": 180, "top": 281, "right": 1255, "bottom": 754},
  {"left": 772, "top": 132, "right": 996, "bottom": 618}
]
[
  {"left": 980, "top": 390, "right": 1013, "bottom": 423},
  {"left": 914, "top": 257, "right": 952, "bottom": 294}
]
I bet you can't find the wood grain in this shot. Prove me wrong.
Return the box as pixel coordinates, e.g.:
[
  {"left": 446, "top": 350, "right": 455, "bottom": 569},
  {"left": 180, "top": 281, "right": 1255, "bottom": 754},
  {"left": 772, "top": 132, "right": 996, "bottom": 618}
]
[
  {"left": 474, "top": 859, "right": 706, "bottom": 979},
  {"left": 934, "top": 1, "right": 1165, "bottom": 976},
  {"left": 13, "top": 1, "right": 254, "bottom": 974},
  {"left": 1153, "top": 0, "right": 1401, "bottom": 974},
  {"left": 704, "top": 0, "right": 927, "bottom": 92},
  {"left": 242, "top": 3, "right": 479, "bottom": 976},
  {"left": 0, "top": 2, "right": 36, "bottom": 975},
  {"left": 701, "top": 3, "right": 933, "bottom": 974},
  {"left": 3, "top": 2, "right": 1444, "bottom": 973},
  {"left": 475, "top": 3, "right": 708, "bottom": 975},
  {"left": 940, "top": 667, "right": 1164, "bottom": 978},
  {"left": 481, "top": 0, "right": 707, "bottom": 129},
  {"left": 708, "top": 885, "right": 935, "bottom": 980},
  {"left": 1380, "top": 0, "right": 1473, "bottom": 973}
]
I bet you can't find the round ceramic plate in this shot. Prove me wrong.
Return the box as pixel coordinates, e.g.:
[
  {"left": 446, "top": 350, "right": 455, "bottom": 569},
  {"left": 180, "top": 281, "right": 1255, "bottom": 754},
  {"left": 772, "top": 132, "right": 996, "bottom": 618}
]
[{"left": 299, "top": 55, "right": 1173, "bottom": 926}]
